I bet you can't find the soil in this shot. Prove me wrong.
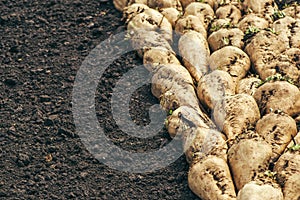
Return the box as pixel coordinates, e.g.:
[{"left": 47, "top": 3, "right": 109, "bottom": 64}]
[{"left": 0, "top": 0, "right": 198, "bottom": 199}]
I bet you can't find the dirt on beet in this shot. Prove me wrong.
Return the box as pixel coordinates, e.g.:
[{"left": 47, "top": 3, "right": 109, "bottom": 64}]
[{"left": 0, "top": 0, "right": 199, "bottom": 199}]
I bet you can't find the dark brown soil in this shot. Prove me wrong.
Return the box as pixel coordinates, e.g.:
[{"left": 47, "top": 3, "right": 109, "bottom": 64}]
[{"left": 0, "top": 0, "right": 198, "bottom": 199}]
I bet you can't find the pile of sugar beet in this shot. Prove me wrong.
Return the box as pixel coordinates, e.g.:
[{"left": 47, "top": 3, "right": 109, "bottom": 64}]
[{"left": 113, "top": 0, "right": 300, "bottom": 199}]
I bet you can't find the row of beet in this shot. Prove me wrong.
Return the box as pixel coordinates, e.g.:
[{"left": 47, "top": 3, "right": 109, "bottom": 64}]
[{"left": 113, "top": 0, "right": 300, "bottom": 199}]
